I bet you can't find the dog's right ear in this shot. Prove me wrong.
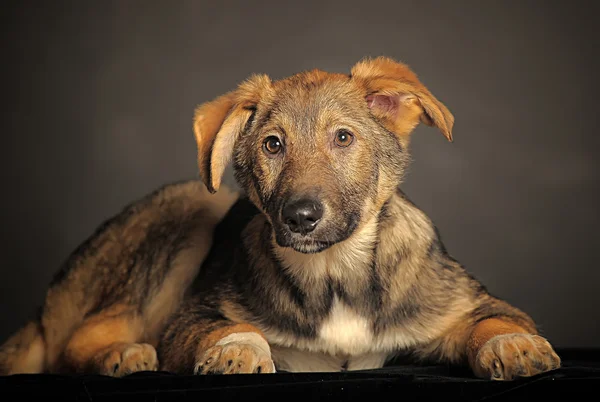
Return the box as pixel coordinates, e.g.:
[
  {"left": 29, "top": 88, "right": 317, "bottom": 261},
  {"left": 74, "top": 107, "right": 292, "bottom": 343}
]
[{"left": 193, "top": 74, "right": 271, "bottom": 193}]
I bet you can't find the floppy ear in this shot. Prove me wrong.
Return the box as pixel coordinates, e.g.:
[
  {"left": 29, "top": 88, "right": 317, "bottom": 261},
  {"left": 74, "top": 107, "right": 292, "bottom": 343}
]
[
  {"left": 351, "top": 56, "right": 454, "bottom": 142},
  {"left": 193, "top": 74, "right": 271, "bottom": 193}
]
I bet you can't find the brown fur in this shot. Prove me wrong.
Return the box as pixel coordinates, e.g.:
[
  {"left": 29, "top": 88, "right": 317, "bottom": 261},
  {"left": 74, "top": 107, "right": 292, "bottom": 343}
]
[{"left": 1, "top": 56, "right": 560, "bottom": 381}]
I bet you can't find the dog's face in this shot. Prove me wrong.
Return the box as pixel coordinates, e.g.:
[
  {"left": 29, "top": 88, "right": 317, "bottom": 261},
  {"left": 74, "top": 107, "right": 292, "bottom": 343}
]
[{"left": 193, "top": 57, "right": 454, "bottom": 254}]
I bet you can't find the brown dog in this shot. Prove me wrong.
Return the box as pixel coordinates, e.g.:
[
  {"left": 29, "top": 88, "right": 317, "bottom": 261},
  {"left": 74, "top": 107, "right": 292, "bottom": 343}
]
[{"left": 0, "top": 57, "right": 560, "bottom": 380}]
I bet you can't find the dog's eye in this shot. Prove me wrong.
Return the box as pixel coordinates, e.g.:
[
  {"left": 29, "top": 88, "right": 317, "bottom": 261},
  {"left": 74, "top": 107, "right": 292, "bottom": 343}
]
[
  {"left": 334, "top": 129, "right": 354, "bottom": 148},
  {"left": 263, "top": 136, "right": 283, "bottom": 155}
]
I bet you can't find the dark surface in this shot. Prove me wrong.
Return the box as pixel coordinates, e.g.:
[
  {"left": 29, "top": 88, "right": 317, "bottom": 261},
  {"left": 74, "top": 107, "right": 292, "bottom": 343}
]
[{"left": 1, "top": 348, "right": 598, "bottom": 401}]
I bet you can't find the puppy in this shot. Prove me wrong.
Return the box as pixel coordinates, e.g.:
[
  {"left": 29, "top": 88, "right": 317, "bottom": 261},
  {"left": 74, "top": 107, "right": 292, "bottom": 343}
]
[{"left": 0, "top": 57, "right": 560, "bottom": 381}]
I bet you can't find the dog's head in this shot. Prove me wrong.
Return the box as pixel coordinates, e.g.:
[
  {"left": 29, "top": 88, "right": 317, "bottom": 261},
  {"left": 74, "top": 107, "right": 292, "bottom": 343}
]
[{"left": 193, "top": 57, "right": 453, "bottom": 254}]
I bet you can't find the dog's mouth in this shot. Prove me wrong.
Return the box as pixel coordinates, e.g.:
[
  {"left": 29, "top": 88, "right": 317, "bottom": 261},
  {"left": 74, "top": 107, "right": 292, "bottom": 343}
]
[
  {"left": 273, "top": 230, "right": 336, "bottom": 254},
  {"left": 271, "top": 215, "right": 359, "bottom": 254}
]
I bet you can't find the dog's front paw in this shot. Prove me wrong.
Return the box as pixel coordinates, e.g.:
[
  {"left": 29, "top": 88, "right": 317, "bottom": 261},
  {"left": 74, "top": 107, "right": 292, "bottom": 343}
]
[
  {"left": 194, "top": 332, "right": 276, "bottom": 374},
  {"left": 474, "top": 333, "right": 561, "bottom": 380}
]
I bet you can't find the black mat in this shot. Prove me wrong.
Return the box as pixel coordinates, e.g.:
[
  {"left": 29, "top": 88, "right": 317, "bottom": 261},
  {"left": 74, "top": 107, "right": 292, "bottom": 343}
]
[{"left": 2, "top": 348, "right": 598, "bottom": 401}]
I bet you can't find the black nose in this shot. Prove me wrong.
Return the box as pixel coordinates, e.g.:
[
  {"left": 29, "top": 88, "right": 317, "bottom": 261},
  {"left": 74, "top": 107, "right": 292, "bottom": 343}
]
[{"left": 282, "top": 198, "right": 324, "bottom": 234}]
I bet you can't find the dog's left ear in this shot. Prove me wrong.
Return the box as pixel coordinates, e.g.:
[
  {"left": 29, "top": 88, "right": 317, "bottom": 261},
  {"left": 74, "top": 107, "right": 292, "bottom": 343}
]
[
  {"left": 193, "top": 74, "right": 271, "bottom": 193},
  {"left": 351, "top": 56, "right": 454, "bottom": 142}
]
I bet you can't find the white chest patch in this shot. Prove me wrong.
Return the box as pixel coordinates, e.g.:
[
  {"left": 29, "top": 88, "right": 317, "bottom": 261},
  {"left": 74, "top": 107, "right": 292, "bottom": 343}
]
[
  {"left": 317, "top": 297, "right": 374, "bottom": 356},
  {"left": 270, "top": 298, "right": 392, "bottom": 373}
]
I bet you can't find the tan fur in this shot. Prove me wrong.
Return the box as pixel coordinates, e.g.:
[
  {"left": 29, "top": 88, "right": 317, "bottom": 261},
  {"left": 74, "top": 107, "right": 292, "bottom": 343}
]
[
  {"left": 63, "top": 305, "right": 143, "bottom": 372},
  {"left": 0, "top": 322, "right": 45, "bottom": 375}
]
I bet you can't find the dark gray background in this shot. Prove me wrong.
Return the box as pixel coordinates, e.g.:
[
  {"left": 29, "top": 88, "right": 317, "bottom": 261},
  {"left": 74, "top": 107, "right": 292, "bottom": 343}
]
[{"left": 2, "top": 1, "right": 598, "bottom": 348}]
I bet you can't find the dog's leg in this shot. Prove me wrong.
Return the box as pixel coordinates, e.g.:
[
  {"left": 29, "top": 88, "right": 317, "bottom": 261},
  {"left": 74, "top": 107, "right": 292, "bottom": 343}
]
[
  {"left": 158, "top": 302, "right": 275, "bottom": 375},
  {"left": 62, "top": 304, "right": 158, "bottom": 376},
  {"left": 465, "top": 316, "right": 561, "bottom": 380},
  {"left": 422, "top": 297, "right": 561, "bottom": 381}
]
